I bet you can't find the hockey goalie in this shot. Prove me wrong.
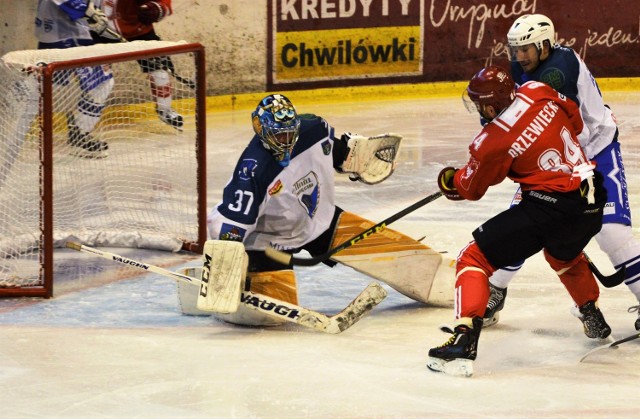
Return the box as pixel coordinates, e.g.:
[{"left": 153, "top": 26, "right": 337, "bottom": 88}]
[{"left": 177, "top": 94, "right": 454, "bottom": 326}]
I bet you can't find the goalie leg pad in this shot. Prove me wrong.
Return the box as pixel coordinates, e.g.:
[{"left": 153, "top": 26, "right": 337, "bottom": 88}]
[
  {"left": 177, "top": 264, "right": 299, "bottom": 327},
  {"left": 329, "top": 212, "right": 444, "bottom": 304},
  {"left": 196, "top": 240, "right": 248, "bottom": 313},
  {"left": 246, "top": 270, "right": 298, "bottom": 305},
  {"left": 215, "top": 270, "right": 299, "bottom": 327}
]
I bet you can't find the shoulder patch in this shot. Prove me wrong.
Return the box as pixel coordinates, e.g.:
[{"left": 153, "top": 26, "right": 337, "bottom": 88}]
[
  {"left": 268, "top": 179, "right": 283, "bottom": 196},
  {"left": 321, "top": 139, "right": 332, "bottom": 155},
  {"left": 238, "top": 159, "right": 258, "bottom": 181}
]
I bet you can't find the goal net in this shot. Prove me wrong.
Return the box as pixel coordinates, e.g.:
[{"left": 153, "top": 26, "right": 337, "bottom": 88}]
[{"left": 0, "top": 41, "right": 207, "bottom": 297}]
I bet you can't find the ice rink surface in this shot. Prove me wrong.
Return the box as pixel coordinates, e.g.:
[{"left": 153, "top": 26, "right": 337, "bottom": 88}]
[{"left": 1, "top": 91, "right": 639, "bottom": 418}]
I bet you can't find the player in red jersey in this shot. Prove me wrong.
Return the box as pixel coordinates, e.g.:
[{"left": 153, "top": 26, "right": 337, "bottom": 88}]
[
  {"left": 95, "top": 0, "right": 183, "bottom": 129},
  {"left": 426, "top": 66, "right": 610, "bottom": 377}
]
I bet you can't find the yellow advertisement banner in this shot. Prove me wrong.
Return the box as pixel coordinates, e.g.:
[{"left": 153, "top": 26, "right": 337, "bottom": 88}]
[{"left": 275, "top": 26, "right": 422, "bottom": 82}]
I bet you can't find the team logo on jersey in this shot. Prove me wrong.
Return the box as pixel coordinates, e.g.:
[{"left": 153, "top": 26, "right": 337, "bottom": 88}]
[
  {"left": 540, "top": 67, "right": 565, "bottom": 91},
  {"left": 238, "top": 159, "right": 258, "bottom": 181},
  {"left": 268, "top": 179, "right": 283, "bottom": 195},
  {"left": 458, "top": 157, "right": 479, "bottom": 191},
  {"left": 219, "top": 223, "right": 246, "bottom": 241},
  {"left": 293, "top": 171, "right": 320, "bottom": 218},
  {"left": 321, "top": 140, "right": 332, "bottom": 155}
]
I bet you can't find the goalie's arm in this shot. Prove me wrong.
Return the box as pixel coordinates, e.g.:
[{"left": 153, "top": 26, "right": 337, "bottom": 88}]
[{"left": 334, "top": 133, "right": 403, "bottom": 184}]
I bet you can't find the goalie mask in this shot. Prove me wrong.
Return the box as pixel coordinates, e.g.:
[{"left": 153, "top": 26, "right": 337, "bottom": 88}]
[
  {"left": 463, "top": 66, "right": 516, "bottom": 119},
  {"left": 251, "top": 94, "right": 301, "bottom": 167}
]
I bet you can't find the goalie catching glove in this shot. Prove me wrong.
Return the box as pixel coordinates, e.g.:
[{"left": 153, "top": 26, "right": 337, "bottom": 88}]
[
  {"left": 438, "top": 167, "right": 463, "bottom": 200},
  {"left": 339, "top": 133, "right": 402, "bottom": 184}
]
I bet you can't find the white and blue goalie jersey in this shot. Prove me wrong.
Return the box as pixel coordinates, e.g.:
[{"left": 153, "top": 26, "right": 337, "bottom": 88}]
[{"left": 207, "top": 114, "right": 338, "bottom": 252}]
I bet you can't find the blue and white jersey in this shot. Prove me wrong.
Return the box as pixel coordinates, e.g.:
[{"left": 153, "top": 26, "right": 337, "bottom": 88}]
[
  {"left": 511, "top": 46, "right": 617, "bottom": 159},
  {"left": 207, "top": 114, "right": 337, "bottom": 251},
  {"left": 35, "top": 0, "right": 93, "bottom": 46}
]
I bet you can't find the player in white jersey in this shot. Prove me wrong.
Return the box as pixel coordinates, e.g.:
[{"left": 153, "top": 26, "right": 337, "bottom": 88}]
[
  {"left": 483, "top": 14, "right": 640, "bottom": 331},
  {"left": 35, "top": 0, "right": 120, "bottom": 158},
  {"left": 177, "top": 94, "right": 448, "bottom": 327}
]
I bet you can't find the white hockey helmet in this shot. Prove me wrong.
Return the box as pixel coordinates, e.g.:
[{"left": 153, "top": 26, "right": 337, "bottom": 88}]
[{"left": 507, "top": 14, "right": 555, "bottom": 52}]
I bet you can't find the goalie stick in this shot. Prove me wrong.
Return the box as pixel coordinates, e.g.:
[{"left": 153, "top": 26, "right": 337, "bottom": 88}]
[
  {"left": 65, "top": 241, "right": 387, "bottom": 334},
  {"left": 265, "top": 191, "right": 444, "bottom": 266},
  {"left": 579, "top": 332, "right": 640, "bottom": 362}
]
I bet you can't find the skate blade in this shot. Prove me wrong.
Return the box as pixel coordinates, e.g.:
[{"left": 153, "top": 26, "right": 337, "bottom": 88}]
[
  {"left": 426, "top": 357, "right": 474, "bottom": 377},
  {"left": 482, "top": 312, "right": 500, "bottom": 328}
]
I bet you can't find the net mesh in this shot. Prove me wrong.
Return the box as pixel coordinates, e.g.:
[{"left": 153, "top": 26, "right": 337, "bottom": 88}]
[{"left": 0, "top": 41, "right": 203, "bottom": 291}]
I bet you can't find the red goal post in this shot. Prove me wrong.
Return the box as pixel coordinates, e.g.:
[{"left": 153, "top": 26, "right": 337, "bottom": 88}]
[{"left": 0, "top": 41, "right": 207, "bottom": 297}]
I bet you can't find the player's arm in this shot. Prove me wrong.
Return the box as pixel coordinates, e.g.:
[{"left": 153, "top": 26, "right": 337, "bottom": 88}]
[
  {"left": 439, "top": 131, "right": 510, "bottom": 201},
  {"left": 207, "top": 155, "right": 266, "bottom": 242},
  {"left": 334, "top": 132, "right": 403, "bottom": 184}
]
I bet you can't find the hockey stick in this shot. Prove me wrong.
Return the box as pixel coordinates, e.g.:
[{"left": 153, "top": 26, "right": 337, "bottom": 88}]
[
  {"left": 579, "top": 332, "right": 640, "bottom": 362},
  {"left": 583, "top": 252, "right": 626, "bottom": 288},
  {"left": 265, "top": 191, "right": 444, "bottom": 266},
  {"left": 65, "top": 241, "right": 387, "bottom": 334}
]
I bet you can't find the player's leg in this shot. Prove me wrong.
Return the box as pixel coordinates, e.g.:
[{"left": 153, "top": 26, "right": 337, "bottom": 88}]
[
  {"left": 427, "top": 206, "right": 543, "bottom": 376},
  {"left": 68, "top": 65, "right": 113, "bottom": 158},
  {"left": 542, "top": 173, "right": 611, "bottom": 339},
  {"left": 593, "top": 140, "right": 640, "bottom": 329},
  {"left": 545, "top": 251, "right": 611, "bottom": 339},
  {"left": 426, "top": 241, "right": 492, "bottom": 377},
  {"left": 484, "top": 188, "right": 524, "bottom": 326},
  {"left": 148, "top": 65, "right": 183, "bottom": 129},
  {"left": 133, "top": 31, "right": 184, "bottom": 130}
]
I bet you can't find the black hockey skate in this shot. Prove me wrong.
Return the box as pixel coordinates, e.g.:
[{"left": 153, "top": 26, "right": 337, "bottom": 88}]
[
  {"left": 572, "top": 300, "right": 612, "bottom": 339},
  {"left": 67, "top": 124, "right": 108, "bottom": 159},
  {"left": 426, "top": 316, "right": 483, "bottom": 377},
  {"left": 156, "top": 106, "right": 184, "bottom": 130},
  {"left": 482, "top": 283, "right": 507, "bottom": 328}
]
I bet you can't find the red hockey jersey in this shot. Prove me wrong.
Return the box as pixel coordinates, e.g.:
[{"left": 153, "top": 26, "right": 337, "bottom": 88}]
[
  {"left": 454, "top": 81, "right": 589, "bottom": 201},
  {"left": 100, "top": 0, "right": 172, "bottom": 39}
]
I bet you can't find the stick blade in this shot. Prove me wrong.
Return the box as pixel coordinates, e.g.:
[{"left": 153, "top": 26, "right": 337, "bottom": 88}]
[{"left": 324, "top": 282, "right": 388, "bottom": 334}]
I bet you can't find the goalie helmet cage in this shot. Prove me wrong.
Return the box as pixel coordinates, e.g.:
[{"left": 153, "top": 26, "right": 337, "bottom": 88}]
[{"left": 0, "top": 41, "right": 207, "bottom": 298}]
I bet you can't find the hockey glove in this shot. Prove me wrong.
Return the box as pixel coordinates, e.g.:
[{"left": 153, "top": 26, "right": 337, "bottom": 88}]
[
  {"left": 438, "top": 167, "right": 463, "bottom": 200},
  {"left": 138, "top": 2, "right": 167, "bottom": 25}
]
